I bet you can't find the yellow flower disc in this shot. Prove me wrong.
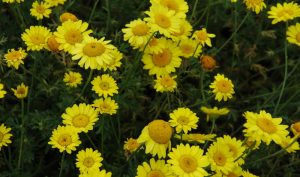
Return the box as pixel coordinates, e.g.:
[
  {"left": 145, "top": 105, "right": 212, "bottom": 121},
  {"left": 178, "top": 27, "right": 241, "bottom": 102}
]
[
  {"left": 65, "top": 30, "right": 83, "bottom": 44},
  {"left": 83, "top": 157, "right": 95, "bottom": 168},
  {"left": 179, "top": 155, "right": 198, "bottom": 173},
  {"left": 213, "top": 151, "right": 227, "bottom": 166},
  {"left": 83, "top": 42, "right": 105, "bottom": 57},
  {"left": 256, "top": 117, "right": 277, "bottom": 134},
  {"left": 72, "top": 114, "right": 90, "bottom": 128},
  {"left": 152, "top": 49, "right": 172, "bottom": 67},
  {"left": 132, "top": 24, "right": 150, "bottom": 36},
  {"left": 147, "top": 170, "right": 164, "bottom": 177},
  {"left": 155, "top": 14, "right": 171, "bottom": 28},
  {"left": 58, "top": 134, "right": 72, "bottom": 147},
  {"left": 148, "top": 120, "right": 172, "bottom": 144}
]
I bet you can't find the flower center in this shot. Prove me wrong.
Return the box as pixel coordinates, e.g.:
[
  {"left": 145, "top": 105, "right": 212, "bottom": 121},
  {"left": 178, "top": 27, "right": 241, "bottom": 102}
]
[
  {"left": 296, "top": 33, "right": 300, "bottom": 43},
  {"left": 6, "top": 51, "right": 22, "bottom": 61},
  {"left": 31, "top": 34, "right": 45, "bottom": 45},
  {"left": 227, "top": 172, "right": 238, "bottom": 177},
  {"left": 277, "top": 9, "right": 294, "bottom": 18},
  {"left": 149, "top": 38, "right": 158, "bottom": 46},
  {"left": 83, "top": 42, "right": 105, "bottom": 57},
  {"left": 83, "top": 157, "right": 95, "bottom": 168},
  {"left": 152, "top": 49, "right": 172, "bottom": 67},
  {"left": 47, "top": 36, "right": 60, "bottom": 52},
  {"left": 256, "top": 117, "right": 277, "bottom": 134},
  {"left": 293, "top": 122, "right": 300, "bottom": 133},
  {"left": 17, "top": 88, "right": 26, "bottom": 95},
  {"left": 155, "top": 14, "right": 171, "bottom": 28},
  {"left": 58, "top": 134, "right": 72, "bottom": 146},
  {"left": 179, "top": 155, "right": 198, "bottom": 173},
  {"left": 0, "top": 132, "right": 3, "bottom": 142},
  {"left": 180, "top": 44, "right": 193, "bottom": 54},
  {"left": 213, "top": 151, "right": 227, "bottom": 166},
  {"left": 68, "top": 75, "right": 77, "bottom": 83},
  {"left": 196, "top": 31, "right": 207, "bottom": 41},
  {"left": 72, "top": 114, "right": 89, "bottom": 128},
  {"left": 177, "top": 116, "right": 189, "bottom": 125},
  {"left": 147, "top": 170, "right": 164, "bottom": 177},
  {"left": 148, "top": 120, "right": 172, "bottom": 144},
  {"left": 100, "top": 103, "right": 111, "bottom": 112},
  {"left": 36, "top": 5, "right": 46, "bottom": 14},
  {"left": 216, "top": 80, "right": 231, "bottom": 93},
  {"left": 99, "top": 81, "right": 110, "bottom": 90},
  {"left": 161, "top": 0, "right": 178, "bottom": 12},
  {"left": 132, "top": 24, "right": 150, "bottom": 36},
  {"left": 65, "top": 29, "right": 83, "bottom": 45},
  {"left": 161, "top": 76, "right": 174, "bottom": 87}
]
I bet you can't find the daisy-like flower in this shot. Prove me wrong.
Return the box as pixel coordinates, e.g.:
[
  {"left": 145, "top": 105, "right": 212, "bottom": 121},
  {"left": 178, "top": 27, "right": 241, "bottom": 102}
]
[
  {"left": 136, "top": 158, "right": 173, "bottom": 177},
  {"left": 206, "top": 141, "right": 235, "bottom": 174},
  {"left": 63, "top": 71, "right": 82, "bottom": 88},
  {"left": 151, "top": 0, "right": 189, "bottom": 18},
  {"left": 154, "top": 74, "right": 177, "bottom": 93},
  {"left": 122, "top": 19, "right": 152, "bottom": 49},
  {"left": 168, "top": 144, "right": 209, "bottom": 177},
  {"left": 101, "top": 49, "right": 123, "bottom": 71},
  {"left": 44, "top": 0, "right": 66, "bottom": 7},
  {"left": 0, "top": 123, "right": 13, "bottom": 150},
  {"left": 124, "top": 138, "right": 140, "bottom": 154},
  {"left": 2, "top": 0, "right": 24, "bottom": 3},
  {"left": 62, "top": 103, "right": 99, "bottom": 133},
  {"left": 71, "top": 36, "right": 115, "bottom": 69},
  {"left": 175, "top": 133, "right": 216, "bottom": 144},
  {"left": 91, "top": 74, "right": 118, "bottom": 98},
  {"left": 21, "top": 26, "right": 51, "bottom": 51},
  {"left": 76, "top": 148, "right": 103, "bottom": 173},
  {"left": 48, "top": 125, "right": 81, "bottom": 154},
  {"left": 278, "top": 136, "right": 299, "bottom": 153},
  {"left": 200, "top": 55, "right": 217, "bottom": 71},
  {"left": 137, "top": 119, "right": 173, "bottom": 158},
  {"left": 145, "top": 4, "right": 180, "bottom": 38},
  {"left": 30, "top": 1, "right": 52, "bottom": 20},
  {"left": 216, "top": 135, "right": 246, "bottom": 165},
  {"left": 142, "top": 38, "right": 181, "bottom": 76},
  {"left": 200, "top": 106, "right": 230, "bottom": 121},
  {"left": 287, "top": 23, "right": 300, "bottom": 47},
  {"left": 193, "top": 28, "right": 216, "bottom": 47},
  {"left": 243, "top": 110, "right": 289, "bottom": 145},
  {"left": 0, "top": 83, "right": 7, "bottom": 98},
  {"left": 268, "top": 2, "right": 300, "bottom": 24},
  {"left": 60, "top": 12, "right": 78, "bottom": 22},
  {"left": 92, "top": 97, "right": 119, "bottom": 115},
  {"left": 47, "top": 35, "right": 61, "bottom": 52},
  {"left": 55, "top": 20, "right": 92, "bottom": 52},
  {"left": 169, "top": 107, "right": 199, "bottom": 134},
  {"left": 209, "top": 74, "right": 235, "bottom": 102},
  {"left": 291, "top": 121, "right": 300, "bottom": 136},
  {"left": 243, "top": 0, "right": 266, "bottom": 14},
  {"left": 170, "top": 19, "right": 193, "bottom": 41},
  {"left": 11, "top": 83, "right": 28, "bottom": 99},
  {"left": 4, "top": 48, "right": 27, "bottom": 70},
  {"left": 79, "top": 169, "right": 112, "bottom": 177},
  {"left": 178, "top": 38, "right": 202, "bottom": 58}
]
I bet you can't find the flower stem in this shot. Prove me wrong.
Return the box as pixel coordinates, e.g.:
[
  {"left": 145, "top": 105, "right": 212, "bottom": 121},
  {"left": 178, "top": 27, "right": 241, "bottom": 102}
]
[
  {"left": 58, "top": 152, "right": 65, "bottom": 177},
  {"left": 190, "top": 0, "right": 199, "bottom": 21},
  {"left": 88, "top": 0, "right": 100, "bottom": 23},
  {"left": 203, "top": 119, "right": 216, "bottom": 149},
  {"left": 71, "top": 69, "right": 94, "bottom": 105},
  {"left": 17, "top": 99, "right": 25, "bottom": 173}
]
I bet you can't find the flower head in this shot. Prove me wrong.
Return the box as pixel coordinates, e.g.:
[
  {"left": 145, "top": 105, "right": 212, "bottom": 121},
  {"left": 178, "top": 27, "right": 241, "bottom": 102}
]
[
  {"left": 92, "top": 97, "right": 119, "bottom": 115},
  {"left": 0, "top": 83, "right": 6, "bottom": 98},
  {"left": 169, "top": 107, "right": 199, "bottom": 134},
  {"left": 60, "top": 12, "right": 78, "bottom": 22},
  {"left": 44, "top": 0, "right": 66, "bottom": 7},
  {"left": 76, "top": 148, "right": 103, "bottom": 173},
  {"left": 11, "top": 83, "right": 28, "bottom": 99},
  {"left": 136, "top": 158, "right": 173, "bottom": 177},
  {"left": 291, "top": 121, "right": 300, "bottom": 136},
  {"left": 154, "top": 75, "right": 177, "bottom": 93},
  {"left": 0, "top": 123, "right": 13, "bottom": 150},
  {"left": 4, "top": 48, "right": 27, "bottom": 69},
  {"left": 124, "top": 138, "right": 140, "bottom": 154},
  {"left": 91, "top": 74, "right": 118, "bottom": 98},
  {"left": 201, "top": 106, "right": 230, "bottom": 121},
  {"left": 21, "top": 26, "right": 51, "bottom": 51},
  {"left": 30, "top": 1, "right": 52, "bottom": 20},
  {"left": 287, "top": 23, "right": 300, "bottom": 47},
  {"left": 243, "top": 0, "right": 266, "bottom": 14},
  {"left": 210, "top": 74, "right": 235, "bottom": 102},
  {"left": 278, "top": 136, "right": 299, "bottom": 153},
  {"left": 200, "top": 55, "right": 217, "bottom": 71},
  {"left": 63, "top": 71, "right": 82, "bottom": 87},
  {"left": 193, "top": 28, "right": 216, "bottom": 47},
  {"left": 268, "top": 2, "right": 300, "bottom": 24}
]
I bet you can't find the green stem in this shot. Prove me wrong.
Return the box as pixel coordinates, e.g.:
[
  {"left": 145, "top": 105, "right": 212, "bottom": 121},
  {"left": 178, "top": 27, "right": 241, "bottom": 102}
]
[
  {"left": 27, "top": 54, "right": 37, "bottom": 112},
  {"left": 17, "top": 99, "right": 25, "bottom": 172},
  {"left": 71, "top": 69, "right": 94, "bottom": 104},
  {"left": 203, "top": 119, "right": 216, "bottom": 149},
  {"left": 274, "top": 23, "right": 289, "bottom": 115},
  {"left": 109, "top": 117, "right": 120, "bottom": 147},
  {"left": 58, "top": 152, "right": 65, "bottom": 177},
  {"left": 214, "top": 12, "right": 250, "bottom": 55},
  {"left": 88, "top": 0, "right": 100, "bottom": 23},
  {"left": 85, "top": 134, "right": 97, "bottom": 150},
  {"left": 105, "top": 0, "right": 111, "bottom": 34},
  {"left": 190, "top": 0, "right": 199, "bottom": 21}
]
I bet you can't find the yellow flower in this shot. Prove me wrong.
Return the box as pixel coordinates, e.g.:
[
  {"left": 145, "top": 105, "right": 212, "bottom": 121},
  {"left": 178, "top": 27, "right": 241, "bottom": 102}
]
[
  {"left": 124, "top": 138, "right": 140, "bottom": 154},
  {"left": 170, "top": 19, "right": 193, "bottom": 41},
  {"left": 143, "top": 37, "right": 165, "bottom": 54},
  {"left": 193, "top": 28, "right": 216, "bottom": 47},
  {"left": 242, "top": 170, "right": 259, "bottom": 177},
  {"left": 63, "top": 71, "right": 82, "bottom": 87},
  {"left": 169, "top": 107, "right": 199, "bottom": 134},
  {"left": 62, "top": 103, "right": 99, "bottom": 133},
  {"left": 101, "top": 49, "right": 123, "bottom": 71},
  {"left": 92, "top": 97, "right": 119, "bottom": 115},
  {"left": 0, "top": 123, "right": 13, "bottom": 150},
  {"left": 206, "top": 141, "right": 235, "bottom": 174},
  {"left": 122, "top": 19, "right": 152, "bottom": 49},
  {"left": 30, "top": 1, "right": 52, "bottom": 20},
  {"left": 287, "top": 23, "right": 300, "bottom": 47},
  {"left": 136, "top": 158, "right": 173, "bottom": 177},
  {"left": 4, "top": 48, "right": 27, "bottom": 70},
  {"left": 209, "top": 74, "right": 235, "bottom": 102},
  {"left": 142, "top": 38, "right": 182, "bottom": 76},
  {"left": 211, "top": 165, "right": 243, "bottom": 177},
  {"left": 60, "top": 12, "right": 78, "bottom": 22},
  {"left": 47, "top": 35, "right": 61, "bottom": 52},
  {"left": 0, "top": 83, "right": 7, "bottom": 98},
  {"left": 268, "top": 2, "right": 300, "bottom": 24},
  {"left": 178, "top": 38, "right": 202, "bottom": 58},
  {"left": 243, "top": 110, "right": 289, "bottom": 145},
  {"left": 168, "top": 144, "right": 209, "bottom": 177},
  {"left": 291, "top": 121, "right": 300, "bottom": 136},
  {"left": 278, "top": 136, "right": 299, "bottom": 153},
  {"left": 243, "top": 0, "right": 266, "bottom": 14},
  {"left": 54, "top": 20, "right": 92, "bottom": 52},
  {"left": 200, "top": 106, "right": 230, "bottom": 121},
  {"left": 71, "top": 36, "right": 115, "bottom": 69},
  {"left": 21, "top": 26, "right": 51, "bottom": 51},
  {"left": 154, "top": 74, "right": 177, "bottom": 93},
  {"left": 48, "top": 125, "right": 81, "bottom": 154},
  {"left": 137, "top": 119, "right": 172, "bottom": 158},
  {"left": 2, "top": 0, "right": 23, "bottom": 3},
  {"left": 44, "top": 0, "right": 66, "bottom": 7},
  {"left": 200, "top": 55, "right": 217, "bottom": 71},
  {"left": 79, "top": 169, "right": 112, "bottom": 177},
  {"left": 145, "top": 4, "right": 180, "bottom": 38},
  {"left": 11, "top": 83, "right": 28, "bottom": 99},
  {"left": 91, "top": 74, "right": 118, "bottom": 98},
  {"left": 76, "top": 148, "right": 103, "bottom": 173},
  {"left": 175, "top": 133, "right": 216, "bottom": 144},
  {"left": 150, "top": 0, "right": 189, "bottom": 18}
]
